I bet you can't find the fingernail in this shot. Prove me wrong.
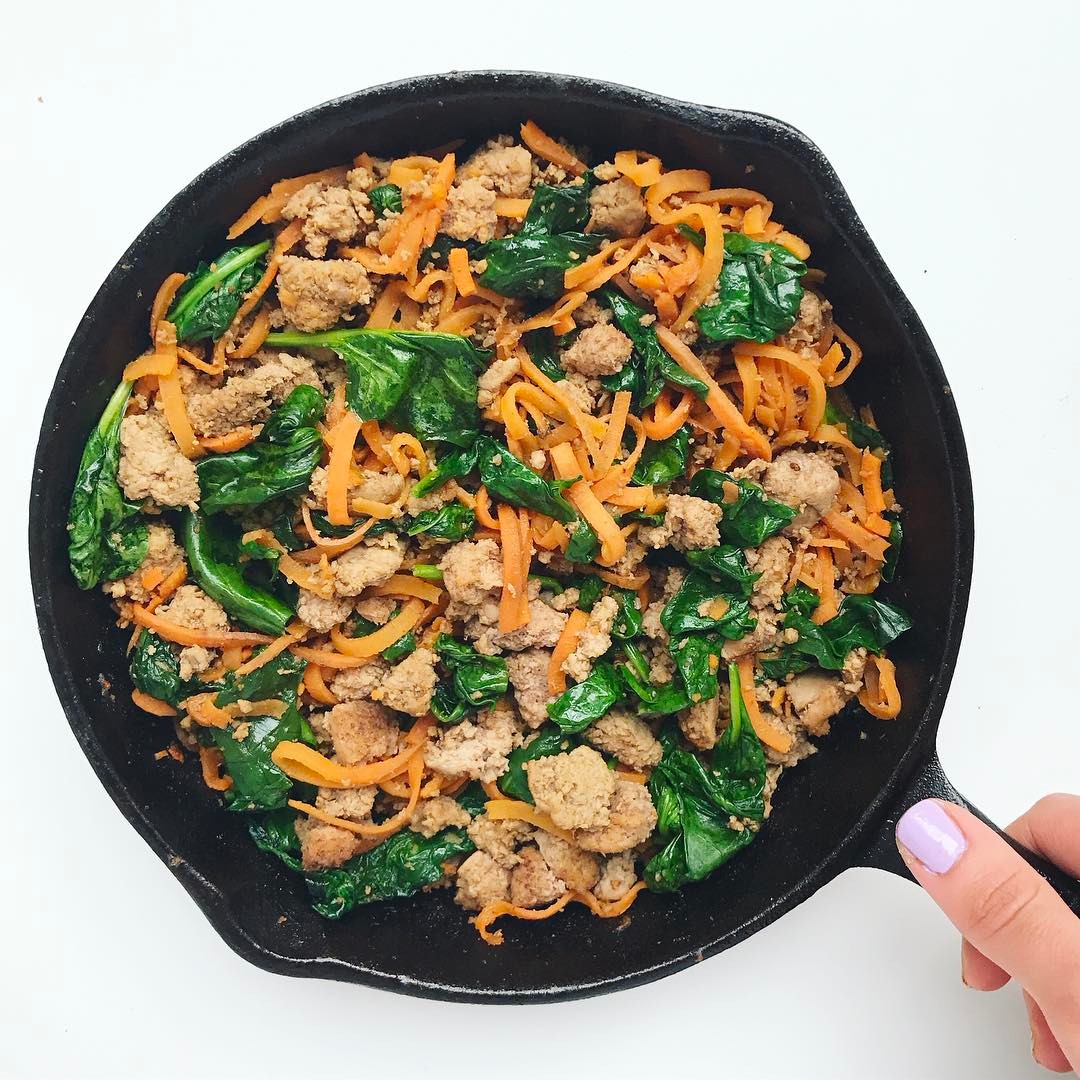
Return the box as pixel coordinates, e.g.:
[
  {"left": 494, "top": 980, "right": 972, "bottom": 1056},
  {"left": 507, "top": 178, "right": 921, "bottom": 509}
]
[{"left": 895, "top": 799, "right": 967, "bottom": 873}]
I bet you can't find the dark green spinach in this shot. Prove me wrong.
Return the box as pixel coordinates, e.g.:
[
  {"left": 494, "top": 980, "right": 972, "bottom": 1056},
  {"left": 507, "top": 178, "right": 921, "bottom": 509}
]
[
  {"left": 265, "top": 328, "right": 485, "bottom": 447},
  {"left": 524, "top": 328, "right": 566, "bottom": 382},
  {"left": 660, "top": 571, "right": 756, "bottom": 639},
  {"left": 695, "top": 232, "right": 807, "bottom": 345},
  {"left": 406, "top": 503, "right": 476, "bottom": 541},
  {"left": 689, "top": 469, "right": 796, "bottom": 547},
  {"left": 684, "top": 545, "right": 759, "bottom": 599},
  {"left": 183, "top": 510, "right": 293, "bottom": 635},
  {"left": 431, "top": 634, "right": 508, "bottom": 724},
  {"left": 499, "top": 725, "right": 575, "bottom": 803},
  {"left": 476, "top": 436, "right": 577, "bottom": 522},
  {"left": 369, "top": 183, "right": 403, "bottom": 216},
  {"left": 547, "top": 661, "right": 623, "bottom": 732},
  {"left": 565, "top": 517, "right": 599, "bottom": 563},
  {"left": 197, "top": 386, "right": 325, "bottom": 514},
  {"left": 632, "top": 425, "right": 690, "bottom": 486},
  {"left": 67, "top": 381, "right": 149, "bottom": 590},
  {"left": 167, "top": 241, "right": 270, "bottom": 343}
]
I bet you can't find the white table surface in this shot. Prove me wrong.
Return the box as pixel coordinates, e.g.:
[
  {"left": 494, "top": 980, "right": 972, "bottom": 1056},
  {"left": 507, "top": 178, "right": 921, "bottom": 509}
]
[{"left": 8, "top": 2, "right": 1079, "bottom": 1076}]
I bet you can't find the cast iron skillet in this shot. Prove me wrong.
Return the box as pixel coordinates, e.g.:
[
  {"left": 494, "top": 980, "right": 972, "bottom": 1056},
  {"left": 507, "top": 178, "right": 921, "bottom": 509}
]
[{"left": 30, "top": 71, "right": 1080, "bottom": 1002}]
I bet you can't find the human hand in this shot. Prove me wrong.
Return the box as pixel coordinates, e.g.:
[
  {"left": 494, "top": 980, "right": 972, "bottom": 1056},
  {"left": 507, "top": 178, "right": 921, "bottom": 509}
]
[{"left": 895, "top": 795, "right": 1080, "bottom": 1073}]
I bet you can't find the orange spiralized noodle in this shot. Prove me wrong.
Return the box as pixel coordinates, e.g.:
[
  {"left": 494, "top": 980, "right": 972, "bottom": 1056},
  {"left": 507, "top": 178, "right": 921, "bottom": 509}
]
[{"left": 859, "top": 655, "right": 901, "bottom": 719}]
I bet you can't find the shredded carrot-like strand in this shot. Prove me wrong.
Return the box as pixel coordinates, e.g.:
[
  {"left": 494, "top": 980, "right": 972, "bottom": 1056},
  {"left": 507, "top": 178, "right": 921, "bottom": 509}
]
[
  {"left": 498, "top": 504, "right": 530, "bottom": 632},
  {"left": 326, "top": 411, "right": 363, "bottom": 526},
  {"left": 131, "top": 689, "right": 176, "bottom": 717},
  {"left": 520, "top": 121, "right": 586, "bottom": 175},
  {"left": 735, "top": 656, "right": 793, "bottom": 753},
  {"left": 199, "top": 747, "right": 233, "bottom": 791},
  {"left": 549, "top": 610, "right": 589, "bottom": 694},
  {"left": 859, "top": 654, "right": 902, "bottom": 719},
  {"left": 132, "top": 605, "right": 272, "bottom": 648}
]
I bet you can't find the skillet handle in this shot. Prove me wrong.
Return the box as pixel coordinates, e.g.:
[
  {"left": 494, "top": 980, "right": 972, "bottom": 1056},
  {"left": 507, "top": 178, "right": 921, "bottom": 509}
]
[{"left": 855, "top": 750, "right": 1080, "bottom": 915}]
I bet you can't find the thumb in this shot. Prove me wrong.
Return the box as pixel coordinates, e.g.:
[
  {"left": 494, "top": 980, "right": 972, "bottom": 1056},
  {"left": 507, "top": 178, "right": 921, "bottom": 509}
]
[{"left": 895, "top": 800, "right": 1080, "bottom": 1026}]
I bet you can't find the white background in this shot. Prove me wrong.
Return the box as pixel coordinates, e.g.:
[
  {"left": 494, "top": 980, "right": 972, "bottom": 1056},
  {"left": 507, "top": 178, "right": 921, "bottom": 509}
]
[{"left": 7, "top": 2, "right": 1079, "bottom": 1077}]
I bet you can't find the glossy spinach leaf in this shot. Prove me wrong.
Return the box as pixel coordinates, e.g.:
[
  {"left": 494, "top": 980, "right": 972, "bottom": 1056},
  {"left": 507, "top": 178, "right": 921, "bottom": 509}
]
[
  {"left": 265, "top": 328, "right": 485, "bottom": 447},
  {"left": 644, "top": 689, "right": 763, "bottom": 894},
  {"left": 499, "top": 725, "right": 575, "bottom": 803},
  {"left": 409, "top": 443, "right": 479, "bottom": 499},
  {"left": 619, "top": 663, "right": 692, "bottom": 717},
  {"left": 432, "top": 634, "right": 508, "bottom": 723},
  {"left": 479, "top": 180, "right": 603, "bottom": 300},
  {"left": 524, "top": 328, "right": 566, "bottom": 382},
  {"left": 684, "top": 545, "right": 759, "bottom": 599},
  {"left": 197, "top": 387, "right": 325, "bottom": 514},
  {"left": 183, "top": 510, "right": 293, "bottom": 635},
  {"left": 565, "top": 517, "right": 599, "bottom": 563},
  {"left": 129, "top": 631, "right": 188, "bottom": 707},
  {"left": 248, "top": 808, "right": 302, "bottom": 871},
  {"left": 782, "top": 582, "right": 820, "bottom": 617},
  {"left": 689, "top": 469, "right": 796, "bottom": 547},
  {"left": 214, "top": 650, "right": 306, "bottom": 708},
  {"left": 762, "top": 594, "right": 912, "bottom": 679},
  {"left": 525, "top": 178, "right": 594, "bottom": 233},
  {"left": 695, "top": 232, "right": 806, "bottom": 345},
  {"left": 479, "top": 231, "right": 602, "bottom": 300},
  {"left": 476, "top": 436, "right": 577, "bottom": 522},
  {"left": 574, "top": 575, "right": 604, "bottom": 612},
  {"left": 305, "top": 824, "right": 475, "bottom": 918},
  {"left": 406, "top": 503, "right": 476, "bottom": 541},
  {"left": 167, "top": 241, "right": 270, "bottom": 343},
  {"left": 670, "top": 635, "right": 720, "bottom": 705},
  {"left": 211, "top": 708, "right": 306, "bottom": 811},
  {"left": 547, "top": 661, "right": 623, "bottom": 732},
  {"left": 712, "top": 663, "right": 766, "bottom": 820},
  {"left": 610, "top": 589, "right": 643, "bottom": 641},
  {"left": 632, "top": 425, "right": 690, "bottom": 486},
  {"left": 380, "top": 631, "right": 417, "bottom": 664},
  {"left": 529, "top": 573, "right": 565, "bottom": 595},
  {"left": 598, "top": 287, "right": 707, "bottom": 407},
  {"left": 67, "top": 381, "right": 149, "bottom": 590},
  {"left": 882, "top": 517, "right": 902, "bottom": 583},
  {"left": 660, "top": 571, "right": 756, "bottom": 640},
  {"left": 369, "top": 183, "right": 403, "bottom": 216}
]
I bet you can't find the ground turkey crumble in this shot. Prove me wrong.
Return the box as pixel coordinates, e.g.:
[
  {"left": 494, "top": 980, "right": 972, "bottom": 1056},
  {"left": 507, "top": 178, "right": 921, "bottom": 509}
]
[
  {"left": 275, "top": 256, "right": 373, "bottom": 332},
  {"left": 117, "top": 410, "right": 200, "bottom": 509},
  {"left": 104, "top": 522, "right": 184, "bottom": 602},
  {"left": 560, "top": 323, "right": 632, "bottom": 378},
  {"left": 561, "top": 596, "right": 618, "bottom": 683},
  {"left": 425, "top": 704, "right": 522, "bottom": 782}
]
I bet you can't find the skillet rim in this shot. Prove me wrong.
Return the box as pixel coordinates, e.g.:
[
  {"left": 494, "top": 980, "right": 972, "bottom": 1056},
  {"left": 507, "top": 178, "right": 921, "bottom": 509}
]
[{"left": 28, "top": 69, "right": 974, "bottom": 1002}]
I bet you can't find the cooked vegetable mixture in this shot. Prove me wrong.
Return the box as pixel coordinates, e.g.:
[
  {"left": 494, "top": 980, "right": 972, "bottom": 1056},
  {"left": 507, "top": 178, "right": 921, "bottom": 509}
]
[{"left": 69, "top": 122, "right": 910, "bottom": 944}]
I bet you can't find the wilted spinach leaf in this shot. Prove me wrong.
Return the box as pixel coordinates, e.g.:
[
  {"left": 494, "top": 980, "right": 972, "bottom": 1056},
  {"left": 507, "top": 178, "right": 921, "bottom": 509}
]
[
  {"left": 824, "top": 397, "right": 893, "bottom": 488},
  {"left": 265, "top": 328, "right": 485, "bottom": 447},
  {"left": 409, "top": 443, "right": 479, "bottom": 500},
  {"left": 211, "top": 708, "right": 306, "bottom": 811},
  {"left": 183, "top": 510, "right": 293, "bottom": 635},
  {"left": 500, "top": 725, "right": 575, "bottom": 803},
  {"left": 565, "top": 517, "right": 599, "bottom": 563},
  {"left": 644, "top": 672, "right": 765, "bottom": 893},
  {"left": 476, "top": 436, "right": 577, "bottom": 522},
  {"left": 632, "top": 425, "right": 690, "bottom": 486},
  {"left": 782, "top": 582, "right": 820, "bottom": 617},
  {"left": 305, "top": 824, "right": 475, "bottom": 918},
  {"left": 248, "top": 808, "right": 302, "bottom": 871},
  {"left": 599, "top": 287, "right": 707, "bottom": 407},
  {"left": 67, "top": 381, "right": 149, "bottom": 590},
  {"left": 129, "top": 630, "right": 187, "bottom": 706},
  {"left": 432, "top": 634, "right": 508, "bottom": 724},
  {"left": 214, "top": 650, "right": 306, "bottom": 708},
  {"left": 406, "top": 503, "right": 476, "bottom": 541},
  {"left": 479, "top": 180, "right": 603, "bottom": 300},
  {"left": 882, "top": 517, "right": 902, "bottom": 583},
  {"left": 684, "top": 545, "right": 759, "bottom": 599},
  {"left": 524, "top": 328, "right": 566, "bottom": 382},
  {"left": 670, "top": 635, "right": 720, "bottom": 705},
  {"left": 610, "top": 589, "right": 643, "bottom": 641},
  {"left": 660, "top": 571, "right": 756, "bottom": 640},
  {"left": 695, "top": 232, "right": 806, "bottom": 345},
  {"left": 689, "top": 469, "right": 796, "bottom": 547},
  {"left": 618, "top": 662, "right": 692, "bottom": 717},
  {"left": 762, "top": 594, "right": 911, "bottom": 680},
  {"left": 548, "top": 661, "right": 623, "bottom": 732},
  {"left": 369, "top": 183, "right": 403, "bottom": 216},
  {"left": 574, "top": 575, "right": 604, "bottom": 612},
  {"left": 167, "top": 241, "right": 270, "bottom": 343},
  {"left": 197, "top": 386, "right": 325, "bottom": 514}
]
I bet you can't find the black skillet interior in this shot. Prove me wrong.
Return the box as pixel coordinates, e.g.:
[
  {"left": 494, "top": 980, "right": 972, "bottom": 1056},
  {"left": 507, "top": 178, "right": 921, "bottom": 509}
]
[{"left": 32, "top": 71, "right": 995, "bottom": 1001}]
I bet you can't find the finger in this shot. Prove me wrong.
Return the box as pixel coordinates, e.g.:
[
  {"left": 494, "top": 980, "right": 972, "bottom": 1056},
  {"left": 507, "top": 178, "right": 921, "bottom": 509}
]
[
  {"left": 1024, "top": 991, "right": 1073, "bottom": 1073},
  {"left": 895, "top": 800, "right": 1080, "bottom": 1020},
  {"left": 1006, "top": 794, "right": 1080, "bottom": 879},
  {"left": 961, "top": 937, "right": 1010, "bottom": 991}
]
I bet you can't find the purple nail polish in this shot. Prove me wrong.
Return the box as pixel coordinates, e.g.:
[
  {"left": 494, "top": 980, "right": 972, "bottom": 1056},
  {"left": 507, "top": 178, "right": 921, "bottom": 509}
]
[{"left": 896, "top": 800, "right": 968, "bottom": 873}]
